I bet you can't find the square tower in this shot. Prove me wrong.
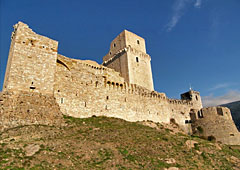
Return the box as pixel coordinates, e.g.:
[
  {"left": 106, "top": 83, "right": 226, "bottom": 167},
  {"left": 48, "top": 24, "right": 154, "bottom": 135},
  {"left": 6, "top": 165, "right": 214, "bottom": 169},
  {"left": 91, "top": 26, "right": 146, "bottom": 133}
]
[
  {"left": 181, "top": 90, "right": 203, "bottom": 110},
  {"left": 103, "top": 30, "right": 154, "bottom": 91},
  {"left": 3, "top": 22, "right": 58, "bottom": 94}
]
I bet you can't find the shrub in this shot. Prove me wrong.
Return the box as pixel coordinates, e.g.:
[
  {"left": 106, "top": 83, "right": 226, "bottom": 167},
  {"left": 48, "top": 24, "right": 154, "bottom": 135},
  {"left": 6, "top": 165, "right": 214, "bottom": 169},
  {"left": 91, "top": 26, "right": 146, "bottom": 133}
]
[{"left": 197, "top": 126, "right": 204, "bottom": 134}]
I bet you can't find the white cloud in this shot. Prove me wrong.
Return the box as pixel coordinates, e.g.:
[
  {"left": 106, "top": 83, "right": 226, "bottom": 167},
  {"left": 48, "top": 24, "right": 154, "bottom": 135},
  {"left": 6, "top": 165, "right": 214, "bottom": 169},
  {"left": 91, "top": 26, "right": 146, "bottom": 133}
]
[
  {"left": 166, "top": 0, "right": 202, "bottom": 32},
  {"left": 194, "top": 0, "right": 202, "bottom": 8},
  {"left": 208, "top": 83, "right": 232, "bottom": 91},
  {"left": 166, "top": 0, "right": 190, "bottom": 32},
  {"left": 202, "top": 90, "right": 240, "bottom": 107}
]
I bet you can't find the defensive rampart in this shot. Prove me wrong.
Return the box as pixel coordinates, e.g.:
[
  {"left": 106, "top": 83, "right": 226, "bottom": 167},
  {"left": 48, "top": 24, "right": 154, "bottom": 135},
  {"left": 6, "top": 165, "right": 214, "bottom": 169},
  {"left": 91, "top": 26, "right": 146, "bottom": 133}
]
[{"left": 54, "top": 54, "right": 196, "bottom": 133}]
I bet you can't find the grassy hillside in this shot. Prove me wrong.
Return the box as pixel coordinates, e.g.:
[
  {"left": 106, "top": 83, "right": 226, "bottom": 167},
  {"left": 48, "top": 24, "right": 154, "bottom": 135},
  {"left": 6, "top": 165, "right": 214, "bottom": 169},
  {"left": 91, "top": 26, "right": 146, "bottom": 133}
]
[
  {"left": 221, "top": 101, "right": 240, "bottom": 130},
  {"left": 0, "top": 116, "right": 240, "bottom": 170}
]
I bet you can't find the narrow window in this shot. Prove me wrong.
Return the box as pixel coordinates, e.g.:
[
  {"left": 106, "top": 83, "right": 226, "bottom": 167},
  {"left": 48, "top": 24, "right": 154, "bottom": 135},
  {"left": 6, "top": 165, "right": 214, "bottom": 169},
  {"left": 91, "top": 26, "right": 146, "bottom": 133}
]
[
  {"left": 30, "top": 82, "right": 35, "bottom": 89},
  {"left": 136, "top": 57, "right": 139, "bottom": 62},
  {"left": 217, "top": 108, "right": 224, "bottom": 116},
  {"left": 85, "top": 102, "right": 87, "bottom": 107},
  {"left": 30, "top": 40, "right": 34, "bottom": 46},
  {"left": 196, "top": 96, "right": 198, "bottom": 100},
  {"left": 198, "top": 110, "right": 203, "bottom": 118},
  {"left": 137, "top": 40, "right": 140, "bottom": 44},
  {"left": 106, "top": 96, "right": 109, "bottom": 100},
  {"left": 61, "top": 98, "right": 64, "bottom": 104},
  {"left": 113, "top": 43, "right": 116, "bottom": 47}
]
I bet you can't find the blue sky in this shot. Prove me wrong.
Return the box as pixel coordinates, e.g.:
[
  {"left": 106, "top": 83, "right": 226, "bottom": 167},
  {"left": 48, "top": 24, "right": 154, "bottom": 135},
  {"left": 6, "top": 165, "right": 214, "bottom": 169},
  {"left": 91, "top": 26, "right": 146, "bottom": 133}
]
[{"left": 0, "top": 0, "right": 240, "bottom": 106}]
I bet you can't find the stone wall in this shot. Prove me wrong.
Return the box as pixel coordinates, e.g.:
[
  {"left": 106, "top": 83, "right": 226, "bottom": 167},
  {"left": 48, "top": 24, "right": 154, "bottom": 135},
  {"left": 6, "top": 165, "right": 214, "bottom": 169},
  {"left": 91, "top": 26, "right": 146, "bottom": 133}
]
[
  {"left": 3, "top": 21, "right": 58, "bottom": 95},
  {"left": 54, "top": 54, "right": 197, "bottom": 133},
  {"left": 0, "top": 90, "right": 64, "bottom": 132},
  {"left": 192, "top": 107, "right": 240, "bottom": 145}
]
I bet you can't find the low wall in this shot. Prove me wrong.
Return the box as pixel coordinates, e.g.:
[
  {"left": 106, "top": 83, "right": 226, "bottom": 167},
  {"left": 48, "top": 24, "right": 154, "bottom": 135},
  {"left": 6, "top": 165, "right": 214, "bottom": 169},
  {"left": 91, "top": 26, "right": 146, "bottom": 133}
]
[{"left": 0, "top": 90, "right": 64, "bottom": 131}]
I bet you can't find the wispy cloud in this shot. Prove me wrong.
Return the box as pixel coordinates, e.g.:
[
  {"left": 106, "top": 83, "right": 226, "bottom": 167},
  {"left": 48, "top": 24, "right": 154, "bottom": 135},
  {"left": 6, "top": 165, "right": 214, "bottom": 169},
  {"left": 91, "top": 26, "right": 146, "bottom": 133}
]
[
  {"left": 202, "top": 90, "right": 240, "bottom": 107},
  {"left": 194, "top": 0, "right": 202, "bottom": 8},
  {"left": 208, "top": 82, "right": 238, "bottom": 91},
  {"left": 208, "top": 83, "right": 232, "bottom": 91},
  {"left": 166, "top": 0, "right": 203, "bottom": 32},
  {"left": 166, "top": 0, "right": 189, "bottom": 32}
]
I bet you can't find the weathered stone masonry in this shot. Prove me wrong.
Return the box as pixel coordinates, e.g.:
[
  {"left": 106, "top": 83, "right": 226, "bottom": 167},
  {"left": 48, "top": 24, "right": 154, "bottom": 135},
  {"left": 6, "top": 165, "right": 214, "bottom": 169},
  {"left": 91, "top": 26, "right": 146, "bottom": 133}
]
[
  {"left": 54, "top": 54, "right": 199, "bottom": 133},
  {"left": 1, "top": 21, "right": 240, "bottom": 144}
]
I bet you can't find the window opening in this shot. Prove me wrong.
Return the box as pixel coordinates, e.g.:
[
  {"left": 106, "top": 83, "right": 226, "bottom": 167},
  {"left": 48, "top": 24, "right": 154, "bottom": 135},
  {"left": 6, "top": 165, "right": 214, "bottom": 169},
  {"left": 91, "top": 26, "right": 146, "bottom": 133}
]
[
  {"left": 136, "top": 57, "right": 139, "bottom": 62},
  {"left": 137, "top": 40, "right": 140, "bottom": 44},
  {"left": 198, "top": 110, "right": 203, "bottom": 118},
  {"left": 217, "top": 108, "right": 224, "bottom": 116},
  {"left": 61, "top": 98, "right": 64, "bottom": 104}
]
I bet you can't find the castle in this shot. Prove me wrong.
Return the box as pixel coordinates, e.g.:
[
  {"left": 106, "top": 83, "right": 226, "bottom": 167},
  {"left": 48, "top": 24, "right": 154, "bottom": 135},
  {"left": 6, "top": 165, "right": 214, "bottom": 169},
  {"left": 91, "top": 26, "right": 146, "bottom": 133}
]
[{"left": 1, "top": 21, "right": 240, "bottom": 145}]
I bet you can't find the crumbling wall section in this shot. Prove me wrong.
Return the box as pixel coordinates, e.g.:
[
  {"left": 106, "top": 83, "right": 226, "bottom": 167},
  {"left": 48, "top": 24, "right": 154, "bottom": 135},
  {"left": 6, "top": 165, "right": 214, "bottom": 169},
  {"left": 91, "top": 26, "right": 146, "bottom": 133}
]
[
  {"left": 0, "top": 90, "right": 64, "bottom": 131},
  {"left": 3, "top": 21, "right": 58, "bottom": 95}
]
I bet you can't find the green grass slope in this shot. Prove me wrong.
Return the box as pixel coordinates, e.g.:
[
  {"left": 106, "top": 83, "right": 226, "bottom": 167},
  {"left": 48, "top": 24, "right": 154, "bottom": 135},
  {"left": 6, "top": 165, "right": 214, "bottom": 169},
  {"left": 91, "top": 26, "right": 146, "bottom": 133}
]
[{"left": 0, "top": 116, "right": 240, "bottom": 170}]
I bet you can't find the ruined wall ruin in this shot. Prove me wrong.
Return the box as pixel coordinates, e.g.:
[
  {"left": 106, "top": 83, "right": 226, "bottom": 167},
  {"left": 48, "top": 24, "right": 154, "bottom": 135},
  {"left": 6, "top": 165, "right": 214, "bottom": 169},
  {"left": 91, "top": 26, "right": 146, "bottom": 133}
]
[
  {"left": 3, "top": 22, "right": 58, "bottom": 95},
  {"left": 0, "top": 90, "right": 64, "bottom": 131}
]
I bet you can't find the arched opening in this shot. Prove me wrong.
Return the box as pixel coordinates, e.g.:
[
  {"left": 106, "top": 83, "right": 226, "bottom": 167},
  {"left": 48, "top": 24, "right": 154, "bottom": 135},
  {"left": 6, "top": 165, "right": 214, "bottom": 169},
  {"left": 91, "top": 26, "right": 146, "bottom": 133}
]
[{"left": 57, "top": 59, "right": 70, "bottom": 71}]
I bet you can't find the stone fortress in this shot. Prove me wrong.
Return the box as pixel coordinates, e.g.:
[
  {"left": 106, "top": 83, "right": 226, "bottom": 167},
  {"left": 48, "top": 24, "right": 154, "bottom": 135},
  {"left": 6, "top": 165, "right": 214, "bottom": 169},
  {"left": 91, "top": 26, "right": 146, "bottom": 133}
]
[{"left": 0, "top": 21, "right": 239, "bottom": 145}]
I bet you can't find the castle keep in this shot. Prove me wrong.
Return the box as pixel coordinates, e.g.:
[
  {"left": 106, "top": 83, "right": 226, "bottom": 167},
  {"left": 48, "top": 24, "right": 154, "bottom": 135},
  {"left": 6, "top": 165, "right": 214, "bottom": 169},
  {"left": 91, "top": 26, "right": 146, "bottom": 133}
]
[{"left": 1, "top": 22, "right": 240, "bottom": 145}]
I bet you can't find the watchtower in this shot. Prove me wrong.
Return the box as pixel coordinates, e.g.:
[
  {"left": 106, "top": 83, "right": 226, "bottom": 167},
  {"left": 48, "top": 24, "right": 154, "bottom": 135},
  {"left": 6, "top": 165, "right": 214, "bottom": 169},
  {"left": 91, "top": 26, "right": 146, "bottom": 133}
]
[
  {"left": 103, "top": 30, "right": 154, "bottom": 91},
  {"left": 181, "top": 90, "right": 203, "bottom": 110},
  {"left": 3, "top": 22, "right": 58, "bottom": 94}
]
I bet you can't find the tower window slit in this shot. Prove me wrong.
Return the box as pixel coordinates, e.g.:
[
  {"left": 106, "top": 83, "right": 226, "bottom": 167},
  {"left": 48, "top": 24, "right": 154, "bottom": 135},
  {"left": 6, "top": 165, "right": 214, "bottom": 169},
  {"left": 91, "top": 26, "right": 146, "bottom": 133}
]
[{"left": 136, "top": 57, "right": 139, "bottom": 62}]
